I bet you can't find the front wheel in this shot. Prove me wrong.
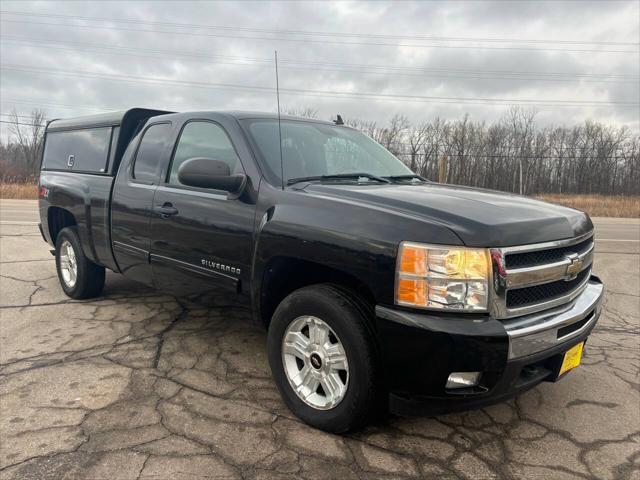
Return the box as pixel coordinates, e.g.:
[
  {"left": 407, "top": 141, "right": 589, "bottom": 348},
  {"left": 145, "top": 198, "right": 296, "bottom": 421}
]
[
  {"left": 267, "top": 284, "right": 380, "bottom": 433},
  {"left": 55, "top": 227, "right": 105, "bottom": 299}
]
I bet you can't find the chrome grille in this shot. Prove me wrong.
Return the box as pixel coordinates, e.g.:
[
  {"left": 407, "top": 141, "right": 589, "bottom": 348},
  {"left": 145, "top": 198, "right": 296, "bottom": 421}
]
[
  {"left": 490, "top": 232, "right": 594, "bottom": 318},
  {"left": 505, "top": 237, "right": 593, "bottom": 269},
  {"left": 506, "top": 268, "right": 590, "bottom": 309}
]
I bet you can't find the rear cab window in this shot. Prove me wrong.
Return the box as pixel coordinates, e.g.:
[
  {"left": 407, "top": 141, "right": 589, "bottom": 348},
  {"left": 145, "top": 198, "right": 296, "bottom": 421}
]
[
  {"left": 132, "top": 123, "right": 173, "bottom": 184},
  {"left": 42, "top": 127, "right": 113, "bottom": 173}
]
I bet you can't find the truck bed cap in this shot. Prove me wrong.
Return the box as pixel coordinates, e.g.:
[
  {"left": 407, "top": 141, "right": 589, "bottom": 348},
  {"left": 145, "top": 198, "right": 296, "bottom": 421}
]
[{"left": 47, "top": 108, "right": 172, "bottom": 132}]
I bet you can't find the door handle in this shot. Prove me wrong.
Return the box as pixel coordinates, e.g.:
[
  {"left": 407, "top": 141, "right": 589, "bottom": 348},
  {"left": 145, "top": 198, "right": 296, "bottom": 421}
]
[{"left": 155, "top": 203, "right": 178, "bottom": 218}]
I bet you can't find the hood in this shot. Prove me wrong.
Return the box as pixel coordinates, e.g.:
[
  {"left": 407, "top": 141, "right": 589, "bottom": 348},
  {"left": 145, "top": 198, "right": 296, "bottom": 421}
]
[{"left": 302, "top": 182, "right": 592, "bottom": 247}]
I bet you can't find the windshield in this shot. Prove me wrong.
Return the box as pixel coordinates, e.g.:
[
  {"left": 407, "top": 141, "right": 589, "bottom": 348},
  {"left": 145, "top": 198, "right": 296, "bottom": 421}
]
[{"left": 241, "top": 119, "right": 413, "bottom": 185}]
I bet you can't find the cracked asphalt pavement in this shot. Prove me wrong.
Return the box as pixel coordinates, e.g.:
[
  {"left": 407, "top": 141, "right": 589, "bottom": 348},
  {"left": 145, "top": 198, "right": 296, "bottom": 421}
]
[{"left": 1, "top": 199, "right": 639, "bottom": 479}]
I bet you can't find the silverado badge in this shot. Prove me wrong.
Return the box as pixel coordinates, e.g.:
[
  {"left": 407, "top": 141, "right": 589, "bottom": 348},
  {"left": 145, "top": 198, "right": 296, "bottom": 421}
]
[{"left": 201, "top": 259, "right": 241, "bottom": 275}]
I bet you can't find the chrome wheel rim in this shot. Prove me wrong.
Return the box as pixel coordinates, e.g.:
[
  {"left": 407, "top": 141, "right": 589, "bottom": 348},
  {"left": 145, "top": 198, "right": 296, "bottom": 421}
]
[
  {"left": 59, "top": 240, "right": 77, "bottom": 288},
  {"left": 282, "top": 315, "right": 349, "bottom": 410}
]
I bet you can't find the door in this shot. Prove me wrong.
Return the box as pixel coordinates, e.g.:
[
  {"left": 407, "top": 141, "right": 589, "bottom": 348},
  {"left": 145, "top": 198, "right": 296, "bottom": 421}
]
[
  {"left": 149, "top": 120, "right": 256, "bottom": 299},
  {"left": 111, "top": 122, "right": 173, "bottom": 286}
]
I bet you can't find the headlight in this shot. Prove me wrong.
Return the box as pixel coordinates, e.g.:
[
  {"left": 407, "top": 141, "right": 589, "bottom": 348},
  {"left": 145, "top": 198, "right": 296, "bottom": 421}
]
[{"left": 395, "top": 242, "right": 490, "bottom": 311}]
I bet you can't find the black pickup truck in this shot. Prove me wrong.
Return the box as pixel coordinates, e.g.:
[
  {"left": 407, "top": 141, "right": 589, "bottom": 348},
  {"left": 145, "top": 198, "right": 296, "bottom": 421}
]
[{"left": 38, "top": 108, "right": 604, "bottom": 432}]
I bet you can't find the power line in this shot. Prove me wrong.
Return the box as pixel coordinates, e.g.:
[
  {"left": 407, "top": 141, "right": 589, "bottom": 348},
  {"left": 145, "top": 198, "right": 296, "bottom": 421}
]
[
  {"left": 3, "top": 64, "right": 637, "bottom": 108},
  {"left": 0, "top": 115, "right": 634, "bottom": 161},
  {"left": 395, "top": 152, "right": 634, "bottom": 160},
  {"left": 0, "top": 119, "right": 634, "bottom": 162},
  {"left": 0, "top": 115, "right": 50, "bottom": 127},
  {"left": 3, "top": 10, "right": 637, "bottom": 47},
  {"left": 2, "top": 36, "right": 637, "bottom": 84},
  {"left": 4, "top": 34, "right": 634, "bottom": 79},
  {"left": 0, "top": 120, "right": 46, "bottom": 127},
  {"left": 3, "top": 102, "right": 638, "bottom": 140},
  {"left": 1, "top": 98, "right": 106, "bottom": 112},
  {"left": 1, "top": 17, "right": 637, "bottom": 54},
  {"left": 0, "top": 113, "right": 45, "bottom": 120}
]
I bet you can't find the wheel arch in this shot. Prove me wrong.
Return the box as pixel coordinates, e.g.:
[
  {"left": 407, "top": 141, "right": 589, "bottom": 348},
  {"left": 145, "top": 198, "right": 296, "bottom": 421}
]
[
  {"left": 47, "top": 206, "right": 77, "bottom": 243},
  {"left": 258, "top": 256, "right": 376, "bottom": 328}
]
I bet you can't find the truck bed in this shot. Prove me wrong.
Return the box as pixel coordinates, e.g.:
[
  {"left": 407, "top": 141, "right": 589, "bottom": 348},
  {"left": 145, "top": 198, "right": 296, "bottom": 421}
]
[{"left": 38, "top": 108, "right": 171, "bottom": 273}]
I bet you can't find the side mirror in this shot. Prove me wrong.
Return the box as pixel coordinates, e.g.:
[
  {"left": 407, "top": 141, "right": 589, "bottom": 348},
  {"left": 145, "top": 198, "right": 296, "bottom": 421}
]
[{"left": 177, "top": 157, "right": 245, "bottom": 193}]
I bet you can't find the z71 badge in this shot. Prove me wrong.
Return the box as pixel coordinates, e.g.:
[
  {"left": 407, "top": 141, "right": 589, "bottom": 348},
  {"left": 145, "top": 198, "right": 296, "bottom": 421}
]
[{"left": 201, "top": 259, "right": 241, "bottom": 275}]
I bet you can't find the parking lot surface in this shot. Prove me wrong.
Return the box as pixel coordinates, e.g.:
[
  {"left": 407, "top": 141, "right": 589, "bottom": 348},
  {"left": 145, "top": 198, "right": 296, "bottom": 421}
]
[{"left": 1, "top": 199, "right": 638, "bottom": 479}]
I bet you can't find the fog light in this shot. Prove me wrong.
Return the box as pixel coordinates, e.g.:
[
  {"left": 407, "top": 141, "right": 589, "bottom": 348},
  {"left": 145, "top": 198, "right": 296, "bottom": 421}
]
[{"left": 446, "top": 372, "right": 481, "bottom": 389}]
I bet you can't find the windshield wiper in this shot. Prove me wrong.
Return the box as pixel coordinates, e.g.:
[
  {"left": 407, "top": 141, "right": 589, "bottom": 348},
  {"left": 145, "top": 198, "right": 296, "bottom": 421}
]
[
  {"left": 384, "top": 174, "right": 428, "bottom": 183},
  {"left": 286, "top": 173, "right": 391, "bottom": 186}
]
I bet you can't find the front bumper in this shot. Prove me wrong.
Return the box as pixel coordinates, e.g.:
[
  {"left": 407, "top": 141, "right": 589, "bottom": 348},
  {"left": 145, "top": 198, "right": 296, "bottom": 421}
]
[{"left": 375, "top": 276, "right": 604, "bottom": 416}]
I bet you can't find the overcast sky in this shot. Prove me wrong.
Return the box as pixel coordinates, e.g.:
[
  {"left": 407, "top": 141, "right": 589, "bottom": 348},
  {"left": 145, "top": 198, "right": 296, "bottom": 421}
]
[{"left": 1, "top": 0, "right": 638, "bottom": 140}]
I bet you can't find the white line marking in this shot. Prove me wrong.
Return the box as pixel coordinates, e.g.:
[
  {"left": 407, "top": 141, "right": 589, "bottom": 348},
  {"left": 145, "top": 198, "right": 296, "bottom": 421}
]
[
  {"left": 598, "top": 238, "right": 640, "bottom": 242},
  {"left": 0, "top": 221, "right": 39, "bottom": 225}
]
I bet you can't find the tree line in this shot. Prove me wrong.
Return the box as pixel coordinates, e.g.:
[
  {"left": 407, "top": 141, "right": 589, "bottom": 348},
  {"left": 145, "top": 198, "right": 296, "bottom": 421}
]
[
  {"left": 342, "top": 108, "right": 639, "bottom": 196},
  {"left": 1, "top": 107, "right": 638, "bottom": 195}
]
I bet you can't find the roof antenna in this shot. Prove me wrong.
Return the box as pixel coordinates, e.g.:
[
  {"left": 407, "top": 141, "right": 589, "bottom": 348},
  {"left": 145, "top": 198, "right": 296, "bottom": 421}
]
[
  {"left": 333, "top": 114, "right": 344, "bottom": 125},
  {"left": 275, "top": 50, "right": 285, "bottom": 190}
]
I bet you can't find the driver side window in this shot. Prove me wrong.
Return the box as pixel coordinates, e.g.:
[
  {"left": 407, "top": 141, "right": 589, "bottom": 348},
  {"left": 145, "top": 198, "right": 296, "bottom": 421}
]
[{"left": 168, "top": 121, "right": 240, "bottom": 185}]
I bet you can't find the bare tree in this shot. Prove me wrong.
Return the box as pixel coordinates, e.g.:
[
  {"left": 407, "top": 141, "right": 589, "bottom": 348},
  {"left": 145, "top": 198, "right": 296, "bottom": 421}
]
[
  {"left": 7, "top": 109, "right": 47, "bottom": 175},
  {"left": 344, "top": 118, "right": 384, "bottom": 143},
  {"left": 504, "top": 107, "right": 537, "bottom": 194},
  {"left": 379, "top": 114, "right": 410, "bottom": 155},
  {"left": 406, "top": 122, "right": 429, "bottom": 171}
]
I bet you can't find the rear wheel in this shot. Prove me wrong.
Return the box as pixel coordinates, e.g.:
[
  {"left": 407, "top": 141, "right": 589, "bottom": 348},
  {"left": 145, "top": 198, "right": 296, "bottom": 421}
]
[
  {"left": 268, "top": 284, "right": 379, "bottom": 433},
  {"left": 55, "top": 227, "right": 105, "bottom": 299}
]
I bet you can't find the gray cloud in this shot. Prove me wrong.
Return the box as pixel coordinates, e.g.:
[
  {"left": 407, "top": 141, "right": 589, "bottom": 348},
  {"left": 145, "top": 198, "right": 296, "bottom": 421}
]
[{"left": 1, "top": 0, "right": 638, "bottom": 140}]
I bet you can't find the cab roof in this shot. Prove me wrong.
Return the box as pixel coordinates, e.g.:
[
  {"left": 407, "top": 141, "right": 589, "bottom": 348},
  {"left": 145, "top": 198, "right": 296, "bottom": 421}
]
[{"left": 46, "top": 109, "right": 340, "bottom": 132}]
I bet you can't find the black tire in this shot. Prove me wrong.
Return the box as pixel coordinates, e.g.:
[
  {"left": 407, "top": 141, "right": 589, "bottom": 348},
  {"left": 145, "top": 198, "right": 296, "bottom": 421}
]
[
  {"left": 55, "top": 226, "right": 105, "bottom": 299},
  {"left": 267, "top": 284, "right": 380, "bottom": 433}
]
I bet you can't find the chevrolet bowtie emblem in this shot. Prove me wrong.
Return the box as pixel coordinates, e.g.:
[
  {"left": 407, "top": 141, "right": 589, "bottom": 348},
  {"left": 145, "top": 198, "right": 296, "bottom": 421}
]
[{"left": 565, "top": 254, "right": 583, "bottom": 280}]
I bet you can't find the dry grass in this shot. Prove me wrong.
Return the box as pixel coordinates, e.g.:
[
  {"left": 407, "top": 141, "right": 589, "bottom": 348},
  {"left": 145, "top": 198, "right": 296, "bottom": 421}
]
[
  {"left": 1, "top": 181, "right": 637, "bottom": 217},
  {"left": 536, "top": 194, "right": 640, "bottom": 218},
  {"left": 0, "top": 181, "right": 38, "bottom": 200}
]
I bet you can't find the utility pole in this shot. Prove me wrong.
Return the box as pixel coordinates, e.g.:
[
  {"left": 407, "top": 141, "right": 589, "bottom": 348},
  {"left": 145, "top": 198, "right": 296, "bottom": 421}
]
[
  {"left": 518, "top": 158, "right": 523, "bottom": 195},
  {"left": 438, "top": 155, "right": 447, "bottom": 183}
]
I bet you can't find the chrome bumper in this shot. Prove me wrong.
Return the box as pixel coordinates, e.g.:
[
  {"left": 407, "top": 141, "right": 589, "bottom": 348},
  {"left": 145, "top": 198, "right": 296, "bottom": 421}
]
[{"left": 502, "top": 277, "right": 604, "bottom": 359}]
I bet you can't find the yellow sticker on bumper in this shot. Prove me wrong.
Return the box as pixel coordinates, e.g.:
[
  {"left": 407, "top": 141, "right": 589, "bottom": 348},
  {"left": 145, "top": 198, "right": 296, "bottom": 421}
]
[{"left": 560, "top": 342, "right": 584, "bottom": 376}]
